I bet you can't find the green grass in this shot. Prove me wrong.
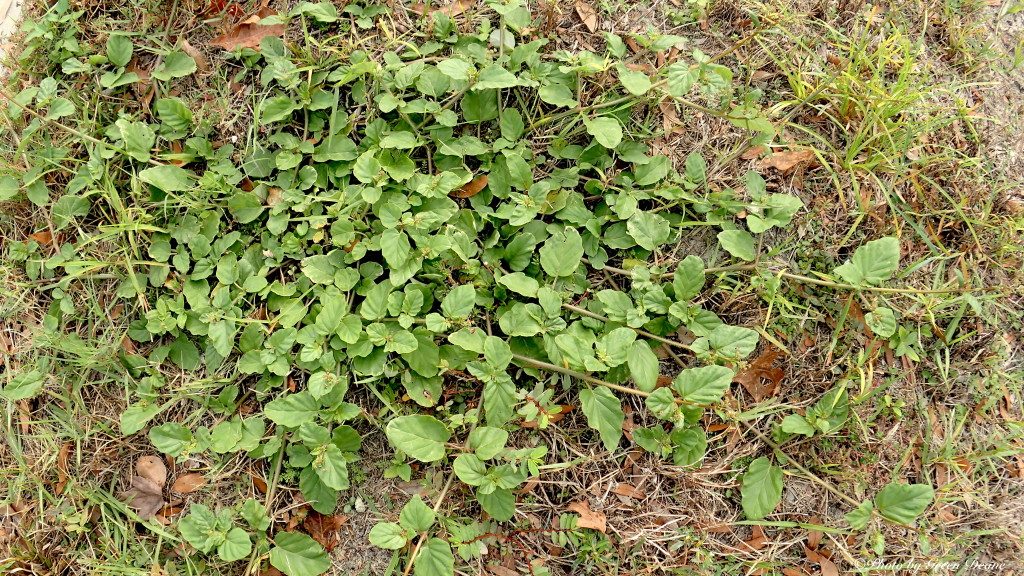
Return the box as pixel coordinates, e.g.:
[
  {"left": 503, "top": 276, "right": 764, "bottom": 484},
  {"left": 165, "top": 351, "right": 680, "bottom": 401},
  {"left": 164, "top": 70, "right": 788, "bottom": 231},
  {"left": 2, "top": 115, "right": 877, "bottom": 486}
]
[{"left": 1, "top": 0, "right": 1022, "bottom": 575}]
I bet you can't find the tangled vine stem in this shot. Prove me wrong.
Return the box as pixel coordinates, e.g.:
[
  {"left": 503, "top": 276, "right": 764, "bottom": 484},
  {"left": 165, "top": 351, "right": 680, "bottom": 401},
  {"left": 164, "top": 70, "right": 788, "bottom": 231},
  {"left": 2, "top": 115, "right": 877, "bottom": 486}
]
[{"left": 595, "top": 261, "right": 994, "bottom": 295}]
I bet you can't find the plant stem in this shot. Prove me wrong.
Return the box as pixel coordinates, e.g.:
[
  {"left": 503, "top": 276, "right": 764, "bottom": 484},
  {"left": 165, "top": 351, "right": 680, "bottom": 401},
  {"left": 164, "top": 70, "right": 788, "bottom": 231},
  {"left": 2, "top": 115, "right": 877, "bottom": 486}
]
[
  {"left": 511, "top": 353, "right": 653, "bottom": 398},
  {"left": 560, "top": 303, "right": 692, "bottom": 352}
]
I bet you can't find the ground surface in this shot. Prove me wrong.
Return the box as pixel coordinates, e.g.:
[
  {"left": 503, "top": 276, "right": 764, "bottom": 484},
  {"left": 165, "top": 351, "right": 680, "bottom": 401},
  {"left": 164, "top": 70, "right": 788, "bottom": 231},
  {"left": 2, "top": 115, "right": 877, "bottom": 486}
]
[{"left": 1, "top": 1, "right": 1023, "bottom": 575}]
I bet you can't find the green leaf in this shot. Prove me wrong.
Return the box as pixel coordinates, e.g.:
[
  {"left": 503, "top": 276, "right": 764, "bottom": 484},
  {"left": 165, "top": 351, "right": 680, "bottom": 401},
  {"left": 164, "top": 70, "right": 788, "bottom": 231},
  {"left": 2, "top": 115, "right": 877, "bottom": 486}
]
[
  {"left": 0, "top": 175, "right": 19, "bottom": 201},
  {"left": 717, "top": 230, "right": 755, "bottom": 261},
  {"left": 270, "top": 532, "right": 330, "bottom": 576},
  {"left": 368, "top": 522, "right": 408, "bottom": 549},
  {"left": 584, "top": 116, "right": 623, "bottom": 149},
  {"left": 740, "top": 457, "right": 783, "bottom": 520},
  {"left": 579, "top": 386, "right": 624, "bottom": 451},
  {"left": 260, "top": 96, "right": 298, "bottom": 124},
  {"left": 1, "top": 369, "right": 46, "bottom": 401},
  {"left": 874, "top": 482, "right": 933, "bottom": 525},
  {"left": 473, "top": 65, "right": 519, "bottom": 90},
  {"left": 673, "top": 255, "right": 705, "bottom": 301},
  {"left": 452, "top": 453, "right": 487, "bottom": 486},
  {"left": 385, "top": 415, "right": 451, "bottom": 462},
  {"left": 120, "top": 402, "right": 162, "bottom": 435},
  {"left": 672, "top": 365, "right": 733, "bottom": 404},
  {"left": 399, "top": 495, "right": 436, "bottom": 533},
  {"left": 627, "top": 211, "right": 671, "bottom": 251},
  {"left": 414, "top": 538, "right": 454, "bottom": 576},
  {"left": 538, "top": 84, "right": 578, "bottom": 107},
  {"left": 780, "top": 414, "right": 816, "bottom": 437},
  {"left": 477, "top": 487, "right": 515, "bottom": 521},
  {"left": 437, "top": 58, "right": 474, "bottom": 81},
  {"left": 178, "top": 504, "right": 219, "bottom": 552},
  {"left": 380, "top": 228, "right": 412, "bottom": 268},
  {"left": 314, "top": 444, "right": 350, "bottom": 490},
  {"left": 844, "top": 500, "right": 873, "bottom": 530},
  {"left": 497, "top": 272, "right": 539, "bottom": 297},
  {"left": 834, "top": 237, "right": 901, "bottom": 286},
  {"left": 645, "top": 387, "right": 678, "bottom": 421},
  {"left": 265, "top": 392, "right": 319, "bottom": 427},
  {"left": 227, "top": 192, "right": 264, "bottom": 224},
  {"left": 670, "top": 426, "right": 707, "bottom": 466},
  {"left": 539, "top": 228, "right": 584, "bottom": 277},
  {"left": 139, "top": 165, "right": 195, "bottom": 192},
  {"left": 616, "top": 64, "right": 651, "bottom": 95},
  {"left": 694, "top": 325, "right": 759, "bottom": 359},
  {"left": 865, "top": 307, "right": 897, "bottom": 338},
  {"left": 218, "top": 527, "right": 252, "bottom": 561},
  {"left": 152, "top": 51, "right": 197, "bottom": 81},
  {"left": 379, "top": 131, "right": 420, "bottom": 149},
  {"left": 441, "top": 284, "right": 476, "bottom": 318},
  {"left": 467, "top": 427, "right": 509, "bottom": 460},
  {"left": 107, "top": 34, "right": 133, "bottom": 67},
  {"left": 293, "top": 1, "right": 340, "bottom": 22},
  {"left": 149, "top": 422, "right": 193, "bottom": 457},
  {"left": 300, "top": 255, "right": 336, "bottom": 285},
  {"left": 627, "top": 341, "right": 659, "bottom": 393}
]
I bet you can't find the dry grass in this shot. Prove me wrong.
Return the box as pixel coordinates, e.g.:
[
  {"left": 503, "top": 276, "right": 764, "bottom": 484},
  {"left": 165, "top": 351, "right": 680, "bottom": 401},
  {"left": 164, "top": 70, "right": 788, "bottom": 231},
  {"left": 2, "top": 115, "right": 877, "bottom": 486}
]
[{"left": 1, "top": 0, "right": 1023, "bottom": 575}]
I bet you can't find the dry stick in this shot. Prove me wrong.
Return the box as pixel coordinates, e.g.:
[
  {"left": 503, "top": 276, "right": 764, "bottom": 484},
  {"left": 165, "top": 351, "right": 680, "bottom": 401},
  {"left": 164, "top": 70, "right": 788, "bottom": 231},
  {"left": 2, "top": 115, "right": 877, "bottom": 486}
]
[{"left": 738, "top": 420, "right": 861, "bottom": 509}]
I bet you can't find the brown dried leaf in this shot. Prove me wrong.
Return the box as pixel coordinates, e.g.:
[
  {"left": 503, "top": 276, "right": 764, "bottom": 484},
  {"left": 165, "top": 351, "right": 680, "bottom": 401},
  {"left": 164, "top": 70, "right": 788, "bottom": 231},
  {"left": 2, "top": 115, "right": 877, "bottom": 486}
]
[
  {"left": 451, "top": 175, "right": 488, "bottom": 198},
  {"left": 743, "top": 525, "right": 768, "bottom": 550},
  {"left": 807, "top": 516, "right": 823, "bottom": 550},
  {"left": 28, "top": 230, "right": 52, "bottom": 244},
  {"left": 574, "top": 0, "right": 598, "bottom": 33},
  {"left": 760, "top": 149, "right": 817, "bottom": 174},
  {"left": 211, "top": 7, "right": 285, "bottom": 52},
  {"left": 410, "top": 0, "right": 473, "bottom": 16},
  {"left": 180, "top": 40, "right": 209, "bottom": 73},
  {"left": 818, "top": 556, "right": 839, "bottom": 576},
  {"left": 611, "top": 483, "right": 646, "bottom": 499},
  {"left": 126, "top": 456, "right": 167, "bottom": 519},
  {"left": 733, "top": 348, "right": 784, "bottom": 401},
  {"left": 137, "top": 456, "right": 167, "bottom": 488},
  {"left": 170, "top": 473, "right": 207, "bottom": 494},
  {"left": 302, "top": 511, "right": 348, "bottom": 552},
  {"left": 567, "top": 500, "right": 606, "bottom": 533}
]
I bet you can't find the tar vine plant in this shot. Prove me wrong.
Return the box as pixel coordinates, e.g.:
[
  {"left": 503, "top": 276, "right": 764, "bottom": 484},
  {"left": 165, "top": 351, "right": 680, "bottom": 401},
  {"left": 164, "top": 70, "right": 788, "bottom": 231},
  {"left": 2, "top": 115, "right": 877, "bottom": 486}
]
[{"left": 0, "top": 1, "right": 938, "bottom": 574}]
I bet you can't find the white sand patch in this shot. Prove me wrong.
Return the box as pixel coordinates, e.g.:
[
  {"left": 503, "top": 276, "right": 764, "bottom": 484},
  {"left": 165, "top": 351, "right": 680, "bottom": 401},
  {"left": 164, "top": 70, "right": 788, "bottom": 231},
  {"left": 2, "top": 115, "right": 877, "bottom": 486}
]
[{"left": 0, "top": 0, "right": 24, "bottom": 75}]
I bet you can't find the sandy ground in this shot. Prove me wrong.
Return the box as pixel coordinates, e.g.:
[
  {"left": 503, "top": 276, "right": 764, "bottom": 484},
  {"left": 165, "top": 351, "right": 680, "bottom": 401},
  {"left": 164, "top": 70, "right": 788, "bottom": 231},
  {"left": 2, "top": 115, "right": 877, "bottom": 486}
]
[{"left": 0, "top": 0, "right": 23, "bottom": 73}]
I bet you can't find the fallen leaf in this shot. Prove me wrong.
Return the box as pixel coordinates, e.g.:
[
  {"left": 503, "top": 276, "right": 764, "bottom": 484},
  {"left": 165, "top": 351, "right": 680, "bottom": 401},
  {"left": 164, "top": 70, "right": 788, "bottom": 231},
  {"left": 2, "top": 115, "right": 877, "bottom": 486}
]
[
  {"left": 741, "top": 145, "right": 768, "bottom": 160},
  {"left": 818, "top": 556, "right": 839, "bottom": 576},
  {"left": 659, "top": 99, "right": 682, "bottom": 136},
  {"left": 807, "top": 516, "right": 823, "bottom": 550},
  {"left": 303, "top": 510, "right": 348, "bottom": 552},
  {"left": 126, "top": 456, "right": 167, "bottom": 520},
  {"left": 733, "top": 347, "right": 784, "bottom": 401},
  {"left": 743, "top": 525, "right": 768, "bottom": 550},
  {"left": 451, "top": 175, "right": 488, "bottom": 198},
  {"left": 28, "top": 230, "right": 52, "bottom": 244},
  {"left": 567, "top": 500, "right": 606, "bottom": 533},
  {"left": 211, "top": 7, "right": 285, "bottom": 52},
  {"left": 251, "top": 473, "right": 268, "bottom": 494},
  {"left": 170, "top": 473, "right": 207, "bottom": 494},
  {"left": 180, "top": 40, "right": 209, "bottom": 73},
  {"left": 760, "top": 149, "right": 817, "bottom": 174},
  {"left": 410, "top": 0, "right": 473, "bottom": 16},
  {"left": 611, "top": 483, "right": 646, "bottom": 499},
  {"left": 574, "top": 0, "right": 598, "bottom": 33}
]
